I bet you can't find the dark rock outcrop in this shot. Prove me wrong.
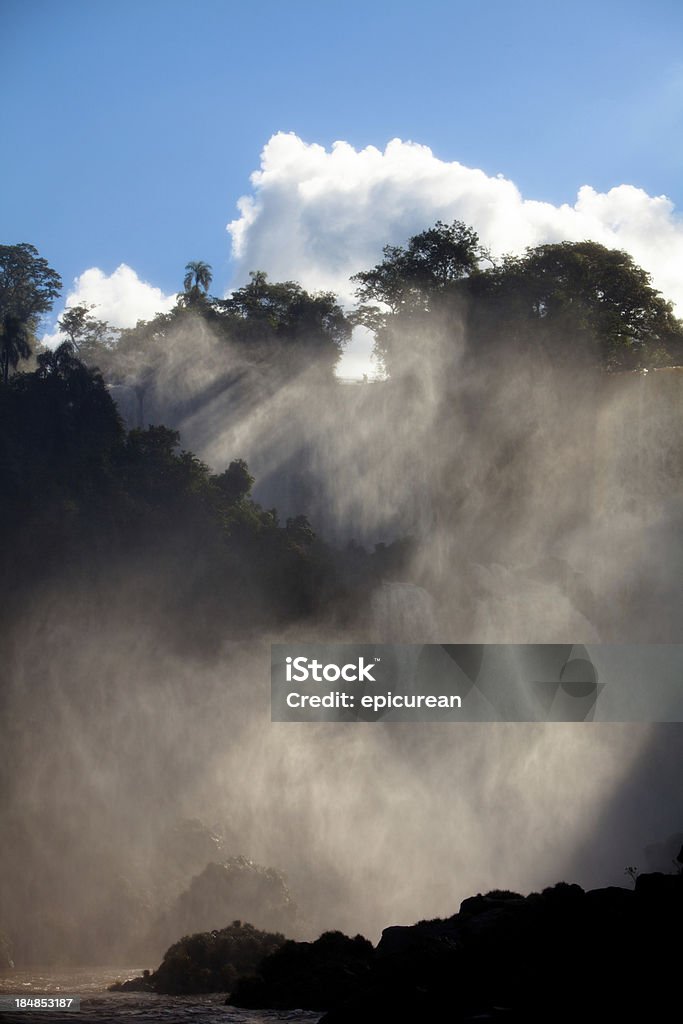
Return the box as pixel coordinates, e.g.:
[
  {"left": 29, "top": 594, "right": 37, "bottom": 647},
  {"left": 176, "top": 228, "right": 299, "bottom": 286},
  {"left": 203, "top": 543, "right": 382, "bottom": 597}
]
[
  {"left": 317, "top": 875, "right": 683, "bottom": 1022},
  {"left": 111, "top": 871, "right": 683, "bottom": 1019},
  {"left": 228, "top": 930, "right": 374, "bottom": 1010},
  {"left": 108, "top": 970, "right": 154, "bottom": 992}
]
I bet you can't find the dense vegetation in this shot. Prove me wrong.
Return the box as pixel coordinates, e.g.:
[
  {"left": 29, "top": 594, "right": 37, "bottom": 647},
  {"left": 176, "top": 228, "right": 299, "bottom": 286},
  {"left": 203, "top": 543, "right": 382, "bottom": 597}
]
[
  {"left": 5, "top": 222, "right": 682, "bottom": 393},
  {"left": 352, "top": 222, "right": 683, "bottom": 373},
  {"left": 2, "top": 226, "right": 682, "bottom": 640},
  {"left": 110, "top": 920, "right": 287, "bottom": 995},
  {"left": 0, "top": 343, "right": 322, "bottom": 642}
]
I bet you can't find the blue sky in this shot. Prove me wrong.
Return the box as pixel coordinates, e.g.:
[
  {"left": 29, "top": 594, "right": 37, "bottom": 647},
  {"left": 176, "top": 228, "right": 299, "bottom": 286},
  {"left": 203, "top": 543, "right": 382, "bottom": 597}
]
[{"left": 3, "top": 0, "right": 683, "bottom": 370}]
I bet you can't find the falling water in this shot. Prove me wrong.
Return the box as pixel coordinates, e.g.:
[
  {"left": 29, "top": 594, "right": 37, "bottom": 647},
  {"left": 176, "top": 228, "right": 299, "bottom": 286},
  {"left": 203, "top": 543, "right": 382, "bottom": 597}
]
[
  {"left": 370, "top": 582, "right": 438, "bottom": 642},
  {"left": 4, "top": 318, "right": 682, "bottom": 986}
]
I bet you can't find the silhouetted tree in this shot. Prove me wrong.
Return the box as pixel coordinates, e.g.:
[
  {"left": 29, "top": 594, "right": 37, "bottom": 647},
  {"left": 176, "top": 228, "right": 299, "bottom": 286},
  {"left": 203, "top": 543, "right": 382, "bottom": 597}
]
[
  {"left": 353, "top": 219, "right": 482, "bottom": 315},
  {"left": 214, "top": 459, "right": 255, "bottom": 505},
  {"left": 468, "top": 240, "right": 683, "bottom": 369},
  {"left": 57, "top": 304, "right": 117, "bottom": 361},
  {"left": 352, "top": 221, "right": 483, "bottom": 372},
  {"left": 0, "top": 314, "right": 31, "bottom": 385},
  {"left": 0, "top": 243, "right": 61, "bottom": 382},
  {"left": 217, "top": 271, "right": 350, "bottom": 373},
  {"left": 181, "top": 261, "right": 213, "bottom": 307},
  {"left": 354, "top": 222, "right": 683, "bottom": 373}
]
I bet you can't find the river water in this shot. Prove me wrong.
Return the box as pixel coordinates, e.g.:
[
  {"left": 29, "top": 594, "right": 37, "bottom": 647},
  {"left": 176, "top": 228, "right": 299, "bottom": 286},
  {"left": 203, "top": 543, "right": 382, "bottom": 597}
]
[{"left": 0, "top": 968, "right": 321, "bottom": 1023}]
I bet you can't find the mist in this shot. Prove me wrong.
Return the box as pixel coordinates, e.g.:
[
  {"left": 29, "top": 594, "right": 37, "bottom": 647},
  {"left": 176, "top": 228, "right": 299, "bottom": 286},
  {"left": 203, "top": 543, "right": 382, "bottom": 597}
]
[
  {"left": 122, "top": 305, "right": 683, "bottom": 641},
  {"left": 2, "top": 303, "right": 682, "bottom": 969}
]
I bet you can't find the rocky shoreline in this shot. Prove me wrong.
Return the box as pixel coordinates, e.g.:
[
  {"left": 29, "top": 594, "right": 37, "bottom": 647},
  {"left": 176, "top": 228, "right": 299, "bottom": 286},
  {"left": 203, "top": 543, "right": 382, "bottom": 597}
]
[{"left": 111, "top": 866, "right": 682, "bottom": 1022}]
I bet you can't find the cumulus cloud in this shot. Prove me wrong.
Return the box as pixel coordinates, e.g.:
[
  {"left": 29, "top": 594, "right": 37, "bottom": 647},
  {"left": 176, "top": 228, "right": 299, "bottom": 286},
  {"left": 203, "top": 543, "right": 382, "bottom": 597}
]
[
  {"left": 43, "top": 134, "right": 683, "bottom": 376},
  {"left": 227, "top": 132, "right": 683, "bottom": 314},
  {"left": 43, "top": 264, "right": 176, "bottom": 347}
]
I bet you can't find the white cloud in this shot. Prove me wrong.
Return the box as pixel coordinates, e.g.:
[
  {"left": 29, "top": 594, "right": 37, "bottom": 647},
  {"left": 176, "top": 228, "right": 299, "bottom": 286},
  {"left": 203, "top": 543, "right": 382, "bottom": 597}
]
[
  {"left": 43, "top": 264, "right": 176, "bottom": 347},
  {"left": 227, "top": 132, "right": 683, "bottom": 318},
  {"left": 43, "top": 135, "right": 683, "bottom": 376}
]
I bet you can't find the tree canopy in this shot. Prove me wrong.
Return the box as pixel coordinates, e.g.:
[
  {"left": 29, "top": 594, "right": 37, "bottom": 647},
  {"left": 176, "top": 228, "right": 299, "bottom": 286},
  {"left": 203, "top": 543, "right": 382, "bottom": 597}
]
[
  {"left": 353, "top": 219, "right": 483, "bottom": 316},
  {"left": 352, "top": 222, "right": 683, "bottom": 373},
  {"left": 77, "top": 266, "right": 351, "bottom": 399},
  {"left": 181, "top": 261, "right": 213, "bottom": 307},
  {"left": 0, "top": 243, "right": 62, "bottom": 383},
  {"left": 468, "top": 240, "right": 683, "bottom": 369},
  {"left": 58, "top": 304, "right": 117, "bottom": 360},
  {"left": 216, "top": 270, "right": 350, "bottom": 371},
  {"left": 0, "top": 346, "right": 331, "bottom": 643}
]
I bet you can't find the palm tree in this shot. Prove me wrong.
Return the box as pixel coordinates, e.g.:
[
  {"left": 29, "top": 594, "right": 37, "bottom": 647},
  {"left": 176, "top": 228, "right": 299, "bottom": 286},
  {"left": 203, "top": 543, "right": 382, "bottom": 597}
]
[
  {"left": 182, "top": 261, "right": 213, "bottom": 305},
  {"left": 1, "top": 314, "right": 31, "bottom": 384}
]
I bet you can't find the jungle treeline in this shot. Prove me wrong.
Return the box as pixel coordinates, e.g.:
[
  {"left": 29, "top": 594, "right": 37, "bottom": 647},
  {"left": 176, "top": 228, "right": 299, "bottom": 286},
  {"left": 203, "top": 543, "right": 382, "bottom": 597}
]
[{"left": 1, "top": 224, "right": 682, "bottom": 644}]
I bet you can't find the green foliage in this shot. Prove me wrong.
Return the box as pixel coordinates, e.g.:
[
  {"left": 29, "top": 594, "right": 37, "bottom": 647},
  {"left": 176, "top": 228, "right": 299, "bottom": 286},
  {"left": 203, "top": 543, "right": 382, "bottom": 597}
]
[
  {"left": 3, "top": 225, "right": 682, "bottom": 651},
  {"left": 150, "top": 921, "right": 286, "bottom": 994},
  {"left": 285, "top": 514, "right": 315, "bottom": 548},
  {"left": 0, "top": 243, "right": 62, "bottom": 383},
  {"left": 0, "top": 243, "right": 62, "bottom": 324},
  {"left": 353, "top": 219, "right": 481, "bottom": 315},
  {"left": 1, "top": 343, "right": 124, "bottom": 524},
  {"left": 74, "top": 267, "right": 350, "bottom": 405},
  {"left": 183, "top": 260, "right": 213, "bottom": 294},
  {"left": 57, "top": 304, "right": 117, "bottom": 362},
  {"left": 352, "top": 220, "right": 483, "bottom": 371},
  {"left": 214, "top": 459, "right": 255, "bottom": 504},
  {"left": 0, "top": 347, "right": 336, "bottom": 645},
  {"left": 217, "top": 270, "right": 350, "bottom": 371},
  {"left": 470, "top": 240, "right": 683, "bottom": 369},
  {"left": 0, "top": 315, "right": 31, "bottom": 384},
  {"left": 180, "top": 261, "right": 213, "bottom": 309},
  {"left": 353, "top": 223, "right": 683, "bottom": 374}
]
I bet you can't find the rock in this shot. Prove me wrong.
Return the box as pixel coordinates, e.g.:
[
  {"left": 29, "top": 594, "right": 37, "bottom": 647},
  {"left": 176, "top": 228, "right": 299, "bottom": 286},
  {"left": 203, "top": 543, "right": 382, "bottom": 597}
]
[
  {"left": 459, "top": 890, "right": 524, "bottom": 918},
  {"left": 314, "top": 873, "right": 683, "bottom": 1022},
  {"left": 114, "top": 921, "right": 286, "bottom": 995},
  {"left": 229, "top": 930, "right": 374, "bottom": 1010},
  {"left": 634, "top": 870, "right": 683, "bottom": 903},
  {"left": 108, "top": 971, "right": 154, "bottom": 992}
]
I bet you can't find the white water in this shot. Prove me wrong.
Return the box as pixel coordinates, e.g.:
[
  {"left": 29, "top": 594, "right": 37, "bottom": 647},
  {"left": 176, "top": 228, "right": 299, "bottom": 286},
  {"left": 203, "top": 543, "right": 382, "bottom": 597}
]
[{"left": 0, "top": 968, "right": 319, "bottom": 1023}]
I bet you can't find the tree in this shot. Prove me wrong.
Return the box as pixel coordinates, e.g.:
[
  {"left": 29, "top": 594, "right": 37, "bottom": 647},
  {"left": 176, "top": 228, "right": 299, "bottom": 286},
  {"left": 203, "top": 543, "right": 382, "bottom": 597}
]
[
  {"left": 355, "top": 222, "right": 683, "bottom": 373},
  {"left": 1, "top": 343, "right": 124, "bottom": 523},
  {"left": 285, "top": 514, "right": 315, "bottom": 547},
  {"left": 352, "top": 220, "right": 483, "bottom": 372},
  {"left": 353, "top": 220, "right": 482, "bottom": 315},
  {"left": 469, "top": 241, "right": 683, "bottom": 369},
  {"left": 0, "top": 243, "right": 62, "bottom": 383},
  {"left": 0, "top": 315, "right": 31, "bottom": 385},
  {"left": 181, "top": 261, "right": 213, "bottom": 306},
  {"left": 214, "top": 459, "right": 254, "bottom": 505},
  {"left": 58, "top": 304, "right": 117, "bottom": 362},
  {"left": 217, "top": 271, "right": 350, "bottom": 372}
]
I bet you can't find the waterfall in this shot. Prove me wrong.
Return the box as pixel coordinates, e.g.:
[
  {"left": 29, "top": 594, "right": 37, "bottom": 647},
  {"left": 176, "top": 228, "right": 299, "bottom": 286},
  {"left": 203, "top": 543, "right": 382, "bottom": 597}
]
[{"left": 371, "top": 581, "right": 438, "bottom": 642}]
